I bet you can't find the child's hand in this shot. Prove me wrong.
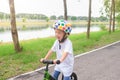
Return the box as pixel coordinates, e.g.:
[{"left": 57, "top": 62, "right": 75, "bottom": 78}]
[
  {"left": 40, "top": 58, "right": 45, "bottom": 62},
  {"left": 53, "top": 59, "right": 57, "bottom": 64},
  {"left": 53, "top": 59, "right": 61, "bottom": 64}
]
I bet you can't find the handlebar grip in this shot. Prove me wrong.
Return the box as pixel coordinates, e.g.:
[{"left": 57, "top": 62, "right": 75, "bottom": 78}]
[
  {"left": 56, "top": 60, "right": 61, "bottom": 64},
  {"left": 42, "top": 60, "right": 54, "bottom": 64},
  {"left": 42, "top": 60, "right": 61, "bottom": 64}
]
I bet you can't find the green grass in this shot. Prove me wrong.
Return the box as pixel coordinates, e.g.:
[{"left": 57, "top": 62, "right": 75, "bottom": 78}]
[{"left": 0, "top": 30, "right": 120, "bottom": 80}]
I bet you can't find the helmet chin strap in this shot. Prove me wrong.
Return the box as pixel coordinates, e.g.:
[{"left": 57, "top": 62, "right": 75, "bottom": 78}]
[
  {"left": 58, "top": 33, "right": 68, "bottom": 49},
  {"left": 59, "top": 33, "right": 67, "bottom": 43}
]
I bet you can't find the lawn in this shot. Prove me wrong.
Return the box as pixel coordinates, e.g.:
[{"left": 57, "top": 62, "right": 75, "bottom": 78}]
[{"left": 0, "top": 30, "right": 120, "bottom": 80}]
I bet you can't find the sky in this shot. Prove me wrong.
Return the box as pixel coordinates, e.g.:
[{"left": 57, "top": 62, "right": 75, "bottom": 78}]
[{"left": 0, "top": 0, "right": 103, "bottom": 17}]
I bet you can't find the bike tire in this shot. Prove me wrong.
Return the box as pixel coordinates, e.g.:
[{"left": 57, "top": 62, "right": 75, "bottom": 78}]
[{"left": 61, "top": 72, "right": 77, "bottom": 80}]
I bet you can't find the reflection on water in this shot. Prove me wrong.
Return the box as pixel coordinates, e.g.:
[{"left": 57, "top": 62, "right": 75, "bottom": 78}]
[{"left": 0, "top": 24, "right": 101, "bottom": 42}]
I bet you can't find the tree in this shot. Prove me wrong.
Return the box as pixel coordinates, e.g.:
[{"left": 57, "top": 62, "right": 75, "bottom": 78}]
[
  {"left": 50, "top": 15, "right": 56, "bottom": 20},
  {"left": 0, "top": 12, "right": 4, "bottom": 20},
  {"left": 46, "top": 17, "right": 49, "bottom": 22},
  {"left": 109, "top": 0, "right": 112, "bottom": 33},
  {"left": 99, "top": 16, "right": 108, "bottom": 22},
  {"left": 58, "top": 15, "right": 64, "bottom": 20},
  {"left": 107, "top": 0, "right": 116, "bottom": 33},
  {"left": 103, "top": 0, "right": 120, "bottom": 25},
  {"left": 115, "top": 0, "right": 120, "bottom": 12},
  {"left": 112, "top": 0, "right": 115, "bottom": 32},
  {"left": 9, "top": 0, "right": 22, "bottom": 52},
  {"left": 4, "top": 14, "right": 10, "bottom": 20},
  {"left": 103, "top": 0, "right": 112, "bottom": 33},
  {"left": 63, "top": 0, "right": 68, "bottom": 20},
  {"left": 71, "top": 16, "right": 77, "bottom": 21},
  {"left": 87, "top": 0, "right": 92, "bottom": 39},
  {"left": 103, "top": 0, "right": 120, "bottom": 32}
]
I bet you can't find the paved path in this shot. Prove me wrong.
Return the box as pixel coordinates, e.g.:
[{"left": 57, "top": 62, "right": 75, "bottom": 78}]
[{"left": 8, "top": 41, "right": 120, "bottom": 80}]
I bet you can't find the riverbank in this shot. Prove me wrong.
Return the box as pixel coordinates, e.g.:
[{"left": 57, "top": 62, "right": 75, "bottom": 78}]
[
  {"left": 0, "top": 20, "right": 109, "bottom": 27},
  {"left": 0, "top": 30, "right": 120, "bottom": 79}
]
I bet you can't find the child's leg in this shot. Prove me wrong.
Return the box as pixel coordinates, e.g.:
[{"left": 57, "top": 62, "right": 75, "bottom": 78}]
[
  {"left": 63, "top": 76, "right": 71, "bottom": 80},
  {"left": 53, "top": 70, "right": 60, "bottom": 80}
]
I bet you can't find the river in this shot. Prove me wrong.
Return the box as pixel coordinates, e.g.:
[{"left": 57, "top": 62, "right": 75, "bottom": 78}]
[{"left": 0, "top": 24, "right": 101, "bottom": 42}]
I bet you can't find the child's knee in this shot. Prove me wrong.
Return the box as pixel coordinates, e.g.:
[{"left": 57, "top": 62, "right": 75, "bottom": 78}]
[
  {"left": 63, "top": 76, "right": 71, "bottom": 80},
  {"left": 53, "top": 70, "right": 60, "bottom": 80}
]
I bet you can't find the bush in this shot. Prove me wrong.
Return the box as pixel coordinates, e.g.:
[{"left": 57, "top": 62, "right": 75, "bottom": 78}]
[
  {"left": 99, "top": 24, "right": 107, "bottom": 31},
  {"left": 116, "top": 23, "right": 120, "bottom": 30}
]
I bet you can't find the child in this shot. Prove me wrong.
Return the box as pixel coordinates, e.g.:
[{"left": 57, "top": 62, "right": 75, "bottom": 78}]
[{"left": 41, "top": 20, "right": 74, "bottom": 80}]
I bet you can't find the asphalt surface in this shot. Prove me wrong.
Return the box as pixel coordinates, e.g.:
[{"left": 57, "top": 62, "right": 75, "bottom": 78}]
[{"left": 8, "top": 41, "right": 120, "bottom": 80}]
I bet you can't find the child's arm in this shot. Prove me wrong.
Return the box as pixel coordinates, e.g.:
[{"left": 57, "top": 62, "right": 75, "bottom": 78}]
[
  {"left": 54, "top": 52, "right": 68, "bottom": 64},
  {"left": 60, "top": 52, "right": 68, "bottom": 62},
  {"left": 40, "top": 49, "right": 53, "bottom": 62},
  {"left": 44, "top": 49, "right": 53, "bottom": 59}
]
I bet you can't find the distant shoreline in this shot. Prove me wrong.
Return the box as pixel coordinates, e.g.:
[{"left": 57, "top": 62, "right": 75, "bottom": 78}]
[{"left": 0, "top": 20, "right": 109, "bottom": 27}]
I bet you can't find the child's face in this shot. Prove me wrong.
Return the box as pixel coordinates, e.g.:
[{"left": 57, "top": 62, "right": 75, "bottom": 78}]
[{"left": 55, "top": 29, "right": 65, "bottom": 41}]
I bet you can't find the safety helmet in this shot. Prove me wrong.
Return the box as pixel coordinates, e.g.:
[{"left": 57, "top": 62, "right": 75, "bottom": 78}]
[{"left": 53, "top": 20, "right": 72, "bottom": 34}]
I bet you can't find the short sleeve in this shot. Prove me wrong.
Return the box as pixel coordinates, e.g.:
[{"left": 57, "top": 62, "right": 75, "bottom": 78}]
[
  {"left": 51, "top": 40, "right": 58, "bottom": 52},
  {"left": 64, "top": 40, "right": 73, "bottom": 54}
]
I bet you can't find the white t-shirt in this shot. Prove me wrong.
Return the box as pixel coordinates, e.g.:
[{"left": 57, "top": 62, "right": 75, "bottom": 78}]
[{"left": 51, "top": 38, "right": 74, "bottom": 76}]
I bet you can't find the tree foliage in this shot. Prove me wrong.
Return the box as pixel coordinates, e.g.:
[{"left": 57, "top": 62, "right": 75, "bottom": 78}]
[
  {"left": 0, "top": 13, "right": 108, "bottom": 22},
  {"left": 103, "top": 0, "right": 120, "bottom": 20}
]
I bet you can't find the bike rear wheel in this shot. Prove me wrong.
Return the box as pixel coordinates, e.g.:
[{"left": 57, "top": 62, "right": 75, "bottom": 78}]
[{"left": 62, "top": 72, "right": 77, "bottom": 80}]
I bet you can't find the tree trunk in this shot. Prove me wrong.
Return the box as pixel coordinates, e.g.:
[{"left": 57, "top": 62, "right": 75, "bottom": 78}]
[
  {"left": 9, "top": 0, "right": 22, "bottom": 52},
  {"left": 63, "top": 0, "right": 68, "bottom": 20},
  {"left": 87, "top": 0, "right": 92, "bottom": 39},
  {"left": 112, "top": 0, "right": 115, "bottom": 32},
  {"left": 109, "top": 0, "right": 113, "bottom": 34}
]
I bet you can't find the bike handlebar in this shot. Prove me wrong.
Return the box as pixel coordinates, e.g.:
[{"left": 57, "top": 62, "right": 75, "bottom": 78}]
[{"left": 42, "top": 60, "right": 60, "bottom": 64}]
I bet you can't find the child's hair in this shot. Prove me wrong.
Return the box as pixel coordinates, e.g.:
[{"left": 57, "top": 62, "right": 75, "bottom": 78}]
[{"left": 53, "top": 20, "right": 72, "bottom": 35}]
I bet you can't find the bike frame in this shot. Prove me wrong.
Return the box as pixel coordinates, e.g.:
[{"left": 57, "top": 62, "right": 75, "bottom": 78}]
[
  {"left": 42, "top": 60, "right": 77, "bottom": 80},
  {"left": 43, "top": 63, "right": 55, "bottom": 80}
]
